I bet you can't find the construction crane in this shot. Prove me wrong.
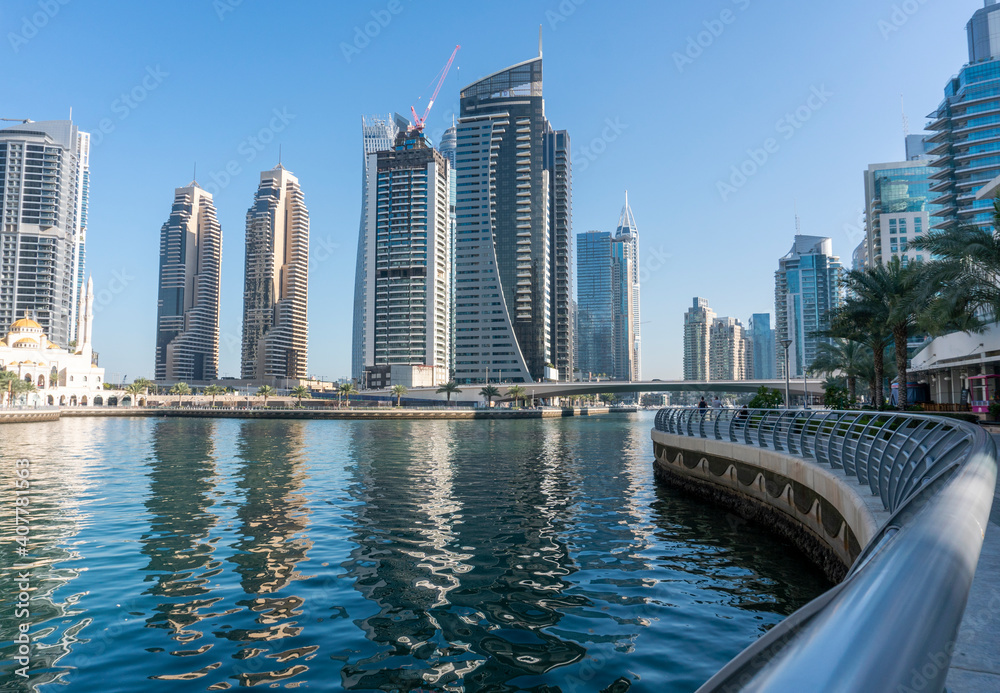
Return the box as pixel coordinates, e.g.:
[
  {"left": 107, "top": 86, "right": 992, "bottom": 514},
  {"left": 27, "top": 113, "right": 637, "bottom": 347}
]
[{"left": 409, "top": 45, "right": 460, "bottom": 133}]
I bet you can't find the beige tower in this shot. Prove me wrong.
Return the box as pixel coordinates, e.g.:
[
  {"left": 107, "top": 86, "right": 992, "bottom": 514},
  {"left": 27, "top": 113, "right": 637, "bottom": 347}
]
[{"left": 240, "top": 164, "right": 309, "bottom": 382}]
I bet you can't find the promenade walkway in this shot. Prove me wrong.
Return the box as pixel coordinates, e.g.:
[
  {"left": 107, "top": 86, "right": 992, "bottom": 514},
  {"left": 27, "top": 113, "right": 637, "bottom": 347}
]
[{"left": 948, "top": 431, "right": 1000, "bottom": 692}]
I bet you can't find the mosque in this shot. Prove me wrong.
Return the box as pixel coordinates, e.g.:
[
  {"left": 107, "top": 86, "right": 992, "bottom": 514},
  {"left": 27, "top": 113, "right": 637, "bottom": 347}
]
[{"left": 0, "top": 278, "right": 106, "bottom": 406}]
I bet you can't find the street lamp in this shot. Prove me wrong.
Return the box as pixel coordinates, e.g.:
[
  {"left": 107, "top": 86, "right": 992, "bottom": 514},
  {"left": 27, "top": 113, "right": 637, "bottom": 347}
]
[
  {"left": 781, "top": 339, "right": 792, "bottom": 409},
  {"left": 802, "top": 364, "right": 810, "bottom": 409}
]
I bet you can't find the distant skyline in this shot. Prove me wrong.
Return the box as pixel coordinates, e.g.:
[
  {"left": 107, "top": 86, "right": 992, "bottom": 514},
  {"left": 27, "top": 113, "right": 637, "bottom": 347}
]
[{"left": 1, "top": 0, "right": 980, "bottom": 381}]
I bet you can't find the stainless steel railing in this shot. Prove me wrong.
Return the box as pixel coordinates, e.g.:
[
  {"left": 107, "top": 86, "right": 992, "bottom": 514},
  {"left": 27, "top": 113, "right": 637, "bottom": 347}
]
[{"left": 653, "top": 407, "right": 997, "bottom": 693}]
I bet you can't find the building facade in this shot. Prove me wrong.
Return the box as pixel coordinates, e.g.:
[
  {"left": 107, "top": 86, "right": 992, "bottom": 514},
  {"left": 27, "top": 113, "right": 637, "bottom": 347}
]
[
  {"left": 576, "top": 231, "right": 613, "bottom": 379},
  {"left": 154, "top": 182, "right": 222, "bottom": 382},
  {"left": 926, "top": 1, "right": 1000, "bottom": 230},
  {"left": 863, "top": 154, "right": 939, "bottom": 267},
  {"left": 452, "top": 48, "right": 573, "bottom": 384},
  {"left": 352, "top": 113, "right": 410, "bottom": 381},
  {"left": 438, "top": 123, "right": 458, "bottom": 380},
  {"left": 241, "top": 165, "right": 309, "bottom": 382},
  {"left": 683, "top": 297, "right": 715, "bottom": 381},
  {"left": 612, "top": 193, "right": 640, "bottom": 381},
  {"left": 0, "top": 119, "right": 90, "bottom": 347},
  {"left": 748, "top": 313, "right": 776, "bottom": 380},
  {"left": 775, "top": 236, "right": 843, "bottom": 379},
  {"left": 709, "top": 317, "right": 747, "bottom": 381},
  {"left": 362, "top": 130, "right": 451, "bottom": 387}
]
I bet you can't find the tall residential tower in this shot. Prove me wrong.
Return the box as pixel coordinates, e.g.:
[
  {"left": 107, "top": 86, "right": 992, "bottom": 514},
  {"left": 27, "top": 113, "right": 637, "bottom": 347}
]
[
  {"left": 154, "top": 182, "right": 222, "bottom": 382},
  {"left": 0, "top": 119, "right": 90, "bottom": 346},
  {"left": 241, "top": 165, "right": 309, "bottom": 382},
  {"left": 683, "top": 297, "right": 715, "bottom": 381}
]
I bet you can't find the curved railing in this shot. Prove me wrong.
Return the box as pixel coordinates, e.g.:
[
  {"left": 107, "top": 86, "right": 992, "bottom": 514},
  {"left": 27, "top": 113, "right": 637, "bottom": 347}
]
[{"left": 653, "top": 407, "right": 997, "bottom": 693}]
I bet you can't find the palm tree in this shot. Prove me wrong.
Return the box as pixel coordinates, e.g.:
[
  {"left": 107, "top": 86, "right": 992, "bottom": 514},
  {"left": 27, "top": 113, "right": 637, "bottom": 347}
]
[
  {"left": 125, "top": 382, "right": 145, "bottom": 406},
  {"left": 436, "top": 381, "right": 461, "bottom": 405},
  {"left": 290, "top": 385, "right": 311, "bottom": 407},
  {"left": 133, "top": 377, "right": 152, "bottom": 394},
  {"left": 391, "top": 384, "right": 408, "bottom": 407},
  {"left": 204, "top": 384, "right": 225, "bottom": 407},
  {"left": 505, "top": 385, "right": 526, "bottom": 408},
  {"left": 170, "top": 382, "right": 191, "bottom": 406},
  {"left": 479, "top": 385, "right": 499, "bottom": 408},
  {"left": 339, "top": 382, "right": 358, "bottom": 408},
  {"left": 810, "top": 339, "right": 869, "bottom": 405},
  {"left": 256, "top": 385, "right": 276, "bottom": 406}
]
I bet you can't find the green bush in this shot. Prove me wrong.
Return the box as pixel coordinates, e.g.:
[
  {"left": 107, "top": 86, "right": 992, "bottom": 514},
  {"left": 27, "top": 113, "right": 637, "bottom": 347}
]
[
  {"left": 823, "top": 384, "right": 851, "bottom": 410},
  {"left": 924, "top": 412, "right": 981, "bottom": 424},
  {"left": 748, "top": 385, "right": 783, "bottom": 409},
  {"left": 990, "top": 401, "right": 1000, "bottom": 422}
]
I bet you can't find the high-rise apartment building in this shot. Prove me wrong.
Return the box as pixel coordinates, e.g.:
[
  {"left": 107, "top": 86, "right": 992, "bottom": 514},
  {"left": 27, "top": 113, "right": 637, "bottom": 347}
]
[
  {"left": 926, "top": 1, "right": 1000, "bottom": 230},
  {"left": 241, "top": 164, "right": 309, "bottom": 382},
  {"left": 683, "top": 297, "right": 715, "bottom": 381},
  {"left": 612, "top": 193, "right": 640, "bottom": 381},
  {"left": 154, "top": 182, "right": 222, "bottom": 382},
  {"left": 709, "top": 317, "right": 747, "bottom": 381},
  {"left": 775, "top": 236, "right": 843, "bottom": 379},
  {"left": 452, "top": 46, "right": 573, "bottom": 383},
  {"left": 863, "top": 144, "right": 939, "bottom": 267},
  {"left": 353, "top": 113, "right": 410, "bottom": 381},
  {"left": 748, "top": 313, "right": 776, "bottom": 380},
  {"left": 576, "top": 231, "right": 613, "bottom": 378},
  {"left": 360, "top": 129, "right": 451, "bottom": 385},
  {"left": 0, "top": 119, "right": 90, "bottom": 346},
  {"left": 438, "top": 122, "right": 458, "bottom": 379}
]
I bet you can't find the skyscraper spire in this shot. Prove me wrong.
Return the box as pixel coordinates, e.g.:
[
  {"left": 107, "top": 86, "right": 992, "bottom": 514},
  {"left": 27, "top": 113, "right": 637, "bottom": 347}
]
[{"left": 538, "top": 24, "right": 543, "bottom": 58}]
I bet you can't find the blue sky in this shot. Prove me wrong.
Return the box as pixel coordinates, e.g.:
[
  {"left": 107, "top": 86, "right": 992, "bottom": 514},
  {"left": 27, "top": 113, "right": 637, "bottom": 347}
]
[{"left": 1, "top": 0, "right": 979, "bottom": 382}]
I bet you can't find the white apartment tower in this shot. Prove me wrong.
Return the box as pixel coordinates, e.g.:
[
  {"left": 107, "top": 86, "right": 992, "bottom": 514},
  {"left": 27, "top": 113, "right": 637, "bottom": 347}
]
[
  {"left": 683, "top": 297, "right": 715, "bottom": 381},
  {"left": 0, "top": 119, "right": 90, "bottom": 347},
  {"left": 154, "top": 182, "right": 222, "bottom": 382},
  {"left": 241, "top": 165, "right": 309, "bottom": 381},
  {"left": 709, "top": 317, "right": 748, "bottom": 381}
]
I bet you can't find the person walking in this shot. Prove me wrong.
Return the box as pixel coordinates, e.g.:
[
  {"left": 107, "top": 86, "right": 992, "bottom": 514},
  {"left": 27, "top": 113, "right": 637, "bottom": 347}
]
[
  {"left": 712, "top": 396, "right": 722, "bottom": 409},
  {"left": 698, "top": 397, "right": 708, "bottom": 410}
]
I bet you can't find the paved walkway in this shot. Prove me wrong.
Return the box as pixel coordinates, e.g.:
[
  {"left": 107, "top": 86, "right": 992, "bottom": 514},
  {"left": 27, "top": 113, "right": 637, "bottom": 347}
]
[{"left": 947, "top": 433, "right": 1000, "bottom": 692}]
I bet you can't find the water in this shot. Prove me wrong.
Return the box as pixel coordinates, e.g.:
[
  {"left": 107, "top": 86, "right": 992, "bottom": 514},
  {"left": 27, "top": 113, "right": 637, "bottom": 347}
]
[{"left": 0, "top": 413, "right": 828, "bottom": 692}]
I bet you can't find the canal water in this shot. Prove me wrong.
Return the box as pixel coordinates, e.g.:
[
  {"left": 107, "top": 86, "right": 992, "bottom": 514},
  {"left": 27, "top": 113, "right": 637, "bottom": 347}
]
[{"left": 0, "top": 413, "right": 828, "bottom": 692}]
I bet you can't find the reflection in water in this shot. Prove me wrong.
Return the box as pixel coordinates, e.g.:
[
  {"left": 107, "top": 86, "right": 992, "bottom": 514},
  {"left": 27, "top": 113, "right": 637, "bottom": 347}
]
[{"left": 0, "top": 414, "right": 829, "bottom": 692}]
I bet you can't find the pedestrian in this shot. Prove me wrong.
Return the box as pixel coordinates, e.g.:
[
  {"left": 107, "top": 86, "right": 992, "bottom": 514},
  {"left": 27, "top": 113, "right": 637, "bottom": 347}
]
[
  {"left": 712, "top": 396, "right": 722, "bottom": 409},
  {"left": 698, "top": 397, "right": 708, "bottom": 409}
]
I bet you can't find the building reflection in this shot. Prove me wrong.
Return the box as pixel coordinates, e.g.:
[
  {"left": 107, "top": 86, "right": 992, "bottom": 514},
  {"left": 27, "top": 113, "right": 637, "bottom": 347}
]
[{"left": 340, "top": 420, "right": 585, "bottom": 691}]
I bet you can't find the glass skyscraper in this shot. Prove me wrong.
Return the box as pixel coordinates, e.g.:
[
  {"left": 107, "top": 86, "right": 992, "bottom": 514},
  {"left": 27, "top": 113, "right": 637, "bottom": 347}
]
[
  {"left": 0, "top": 119, "right": 90, "bottom": 346},
  {"left": 863, "top": 148, "right": 940, "bottom": 267},
  {"left": 748, "top": 313, "right": 776, "bottom": 380},
  {"left": 576, "top": 231, "right": 613, "bottom": 378},
  {"left": 927, "top": 1, "right": 1000, "bottom": 229}
]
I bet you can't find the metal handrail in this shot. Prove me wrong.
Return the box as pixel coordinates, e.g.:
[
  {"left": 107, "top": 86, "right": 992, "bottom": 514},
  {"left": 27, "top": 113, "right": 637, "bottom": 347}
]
[{"left": 653, "top": 407, "right": 997, "bottom": 693}]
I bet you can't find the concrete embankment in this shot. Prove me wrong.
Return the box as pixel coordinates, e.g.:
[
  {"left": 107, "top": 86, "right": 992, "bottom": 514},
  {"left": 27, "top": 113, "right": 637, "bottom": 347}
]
[
  {"left": 0, "top": 410, "right": 60, "bottom": 424},
  {"left": 36, "top": 406, "right": 615, "bottom": 421}
]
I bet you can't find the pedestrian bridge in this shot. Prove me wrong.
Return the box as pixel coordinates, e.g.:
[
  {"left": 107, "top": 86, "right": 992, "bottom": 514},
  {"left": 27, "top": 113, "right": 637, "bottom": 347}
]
[
  {"left": 381, "top": 379, "right": 825, "bottom": 403},
  {"left": 652, "top": 407, "right": 998, "bottom": 692}
]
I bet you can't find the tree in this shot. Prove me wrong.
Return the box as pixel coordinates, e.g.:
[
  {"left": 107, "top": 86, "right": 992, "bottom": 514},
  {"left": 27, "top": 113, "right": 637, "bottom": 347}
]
[
  {"left": 823, "top": 382, "right": 851, "bottom": 410},
  {"left": 204, "top": 384, "right": 226, "bottom": 407},
  {"left": 828, "top": 291, "right": 891, "bottom": 410},
  {"left": 479, "top": 385, "right": 500, "bottom": 408},
  {"left": 256, "top": 385, "right": 276, "bottom": 406},
  {"left": 133, "top": 377, "right": 152, "bottom": 394},
  {"left": 810, "top": 338, "right": 869, "bottom": 405},
  {"left": 170, "top": 382, "right": 191, "bottom": 405},
  {"left": 748, "top": 385, "right": 783, "bottom": 409},
  {"left": 125, "top": 382, "right": 145, "bottom": 406},
  {"left": 391, "top": 384, "right": 408, "bottom": 407},
  {"left": 436, "top": 381, "right": 461, "bottom": 405},
  {"left": 339, "top": 382, "right": 358, "bottom": 408},
  {"left": 290, "top": 385, "right": 311, "bottom": 407},
  {"left": 506, "top": 385, "right": 526, "bottom": 408}
]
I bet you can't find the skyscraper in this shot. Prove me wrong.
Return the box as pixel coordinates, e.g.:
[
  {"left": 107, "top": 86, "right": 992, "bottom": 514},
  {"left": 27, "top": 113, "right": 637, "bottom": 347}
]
[
  {"left": 452, "top": 43, "right": 573, "bottom": 384},
  {"left": 576, "top": 231, "right": 613, "bottom": 379},
  {"left": 353, "top": 113, "right": 410, "bottom": 381},
  {"left": 684, "top": 297, "right": 715, "bottom": 381},
  {"left": 748, "top": 313, "right": 776, "bottom": 380},
  {"left": 775, "top": 236, "right": 843, "bottom": 379},
  {"left": 154, "top": 182, "right": 222, "bottom": 382},
  {"left": 863, "top": 143, "right": 939, "bottom": 267},
  {"left": 926, "top": 1, "right": 1000, "bottom": 230},
  {"left": 362, "top": 129, "right": 451, "bottom": 384},
  {"left": 612, "top": 193, "right": 640, "bottom": 381},
  {"left": 0, "top": 119, "right": 90, "bottom": 347},
  {"left": 438, "top": 122, "right": 458, "bottom": 379},
  {"left": 709, "top": 317, "right": 747, "bottom": 381},
  {"left": 241, "top": 164, "right": 309, "bottom": 382}
]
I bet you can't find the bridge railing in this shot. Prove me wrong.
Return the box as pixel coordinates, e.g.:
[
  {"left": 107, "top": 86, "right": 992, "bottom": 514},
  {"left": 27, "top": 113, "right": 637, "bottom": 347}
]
[{"left": 653, "top": 406, "right": 997, "bottom": 693}]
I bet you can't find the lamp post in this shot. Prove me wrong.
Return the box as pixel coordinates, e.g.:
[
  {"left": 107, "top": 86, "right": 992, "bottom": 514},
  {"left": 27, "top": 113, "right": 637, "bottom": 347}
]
[
  {"left": 781, "top": 339, "right": 792, "bottom": 409},
  {"left": 802, "top": 364, "right": 810, "bottom": 409}
]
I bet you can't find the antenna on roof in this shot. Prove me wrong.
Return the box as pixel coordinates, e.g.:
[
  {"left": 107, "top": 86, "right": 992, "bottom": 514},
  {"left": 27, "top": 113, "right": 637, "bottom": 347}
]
[
  {"left": 278, "top": 144, "right": 282, "bottom": 166},
  {"left": 901, "top": 94, "right": 910, "bottom": 137},
  {"left": 538, "top": 25, "right": 543, "bottom": 58},
  {"left": 794, "top": 200, "right": 801, "bottom": 235}
]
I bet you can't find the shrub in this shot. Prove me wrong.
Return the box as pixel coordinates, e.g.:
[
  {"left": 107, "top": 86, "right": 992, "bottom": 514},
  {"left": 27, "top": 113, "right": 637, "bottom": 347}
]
[{"left": 748, "top": 386, "right": 783, "bottom": 409}]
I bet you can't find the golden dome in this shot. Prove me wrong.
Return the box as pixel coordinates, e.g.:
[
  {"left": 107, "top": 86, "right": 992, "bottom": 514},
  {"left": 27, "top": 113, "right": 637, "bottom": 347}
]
[
  {"left": 46, "top": 343, "right": 61, "bottom": 349},
  {"left": 11, "top": 318, "right": 42, "bottom": 330},
  {"left": 13, "top": 337, "right": 39, "bottom": 347}
]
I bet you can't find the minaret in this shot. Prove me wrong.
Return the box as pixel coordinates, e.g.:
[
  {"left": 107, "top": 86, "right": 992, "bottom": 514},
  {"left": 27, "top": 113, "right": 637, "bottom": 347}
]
[{"left": 77, "top": 276, "right": 94, "bottom": 357}]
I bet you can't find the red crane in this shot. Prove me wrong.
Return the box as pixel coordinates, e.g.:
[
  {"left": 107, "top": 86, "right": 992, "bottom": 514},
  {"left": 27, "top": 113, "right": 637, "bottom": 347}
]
[{"left": 410, "top": 45, "right": 461, "bottom": 133}]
